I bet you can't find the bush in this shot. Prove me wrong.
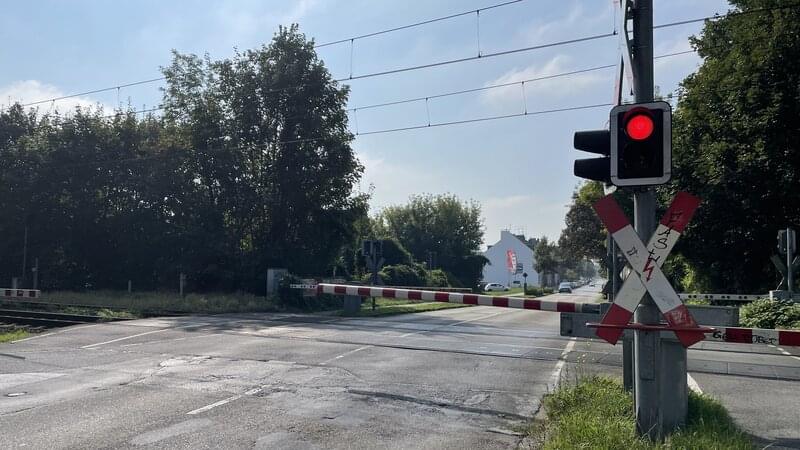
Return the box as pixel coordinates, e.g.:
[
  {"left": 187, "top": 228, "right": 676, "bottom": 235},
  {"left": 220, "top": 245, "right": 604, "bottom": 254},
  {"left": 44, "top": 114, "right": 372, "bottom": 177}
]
[
  {"left": 378, "top": 264, "right": 428, "bottom": 287},
  {"left": 277, "top": 275, "right": 340, "bottom": 311},
  {"left": 740, "top": 299, "right": 800, "bottom": 329},
  {"left": 425, "top": 269, "right": 450, "bottom": 288},
  {"left": 525, "top": 286, "right": 555, "bottom": 297}
]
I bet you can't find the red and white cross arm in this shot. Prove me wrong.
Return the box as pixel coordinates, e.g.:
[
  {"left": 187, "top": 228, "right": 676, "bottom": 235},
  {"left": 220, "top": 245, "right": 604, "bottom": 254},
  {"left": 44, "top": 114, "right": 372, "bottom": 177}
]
[
  {"left": 316, "top": 284, "right": 600, "bottom": 313},
  {"left": 596, "top": 192, "right": 701, "bottom": 345},
  {"left": 593, "top": 195, "right": 705, "bottom": 347}
]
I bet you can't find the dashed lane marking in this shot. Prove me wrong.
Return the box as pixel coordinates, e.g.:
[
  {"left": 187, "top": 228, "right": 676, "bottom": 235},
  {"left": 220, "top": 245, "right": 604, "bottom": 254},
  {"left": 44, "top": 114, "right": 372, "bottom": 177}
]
[
  {"left": 80, "top": 322, "right": 211, "bottom": 349},
  {"left": 186, "top": 387, "right": 262, "bottom": 415}
]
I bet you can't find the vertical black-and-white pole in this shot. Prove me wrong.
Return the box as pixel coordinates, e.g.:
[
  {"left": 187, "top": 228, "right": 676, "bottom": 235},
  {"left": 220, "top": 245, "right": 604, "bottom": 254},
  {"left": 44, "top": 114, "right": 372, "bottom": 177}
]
[{"left": 788, "top": 227, "right": 795, "bottom": 297}]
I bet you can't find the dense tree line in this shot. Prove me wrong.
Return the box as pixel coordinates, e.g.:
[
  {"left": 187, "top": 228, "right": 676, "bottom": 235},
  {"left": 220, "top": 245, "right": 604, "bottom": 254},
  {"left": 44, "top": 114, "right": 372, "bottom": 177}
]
[
  {"left": 559, "top": 1, "right": 800, "bottom": 293},
  {"left": 0, "top": 26, "right": 367, "bottom": 292}
]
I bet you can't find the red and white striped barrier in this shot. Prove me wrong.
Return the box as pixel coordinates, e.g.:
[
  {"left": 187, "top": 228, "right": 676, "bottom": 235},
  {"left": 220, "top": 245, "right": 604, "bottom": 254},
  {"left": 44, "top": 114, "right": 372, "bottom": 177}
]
[
  {"left": 316, "top": 284, "right": 601, "bottom": 314},
  {"left": 597, "top": 192, "right": 701, "bottom": 345},
  {"left": 594, "top": 193, "right": 705, "bottom": 347},
  {"left": 708, "top": 327, "right": 800, "bottom": 347},
  {"left": 1, "top": 288, "right": 40, "bottom": 299}
]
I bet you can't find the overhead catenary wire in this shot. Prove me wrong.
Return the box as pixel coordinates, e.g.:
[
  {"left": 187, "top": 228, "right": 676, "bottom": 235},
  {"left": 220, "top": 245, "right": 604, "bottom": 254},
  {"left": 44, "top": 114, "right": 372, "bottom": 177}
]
[
  {"left": 16, "top": 0, "right": 525, "bottom": 109},
  {"left": 70, "top": 47, "right": 695, "bottom": 121},
  {"left": 314, "top": 0, "right": 523, "bottom": 48},
  {"left": 14, "top": 4, "right": 796, "bottom": 111}
]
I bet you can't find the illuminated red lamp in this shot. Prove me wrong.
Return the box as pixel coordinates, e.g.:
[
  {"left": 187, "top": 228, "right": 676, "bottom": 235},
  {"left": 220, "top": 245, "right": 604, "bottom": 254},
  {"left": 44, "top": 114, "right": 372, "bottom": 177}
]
[{"left": 626, "top": 113, "right": 654, "bottom": 141}]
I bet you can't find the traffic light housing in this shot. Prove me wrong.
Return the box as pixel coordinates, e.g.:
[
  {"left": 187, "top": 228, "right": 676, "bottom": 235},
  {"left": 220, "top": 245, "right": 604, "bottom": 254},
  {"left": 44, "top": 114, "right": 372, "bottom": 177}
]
[
  {"left": 573, "top": 129, "right": 611, "bottom": 183},
  {"left": 610, "top": 101, "right": 671, "bottom": 186}
]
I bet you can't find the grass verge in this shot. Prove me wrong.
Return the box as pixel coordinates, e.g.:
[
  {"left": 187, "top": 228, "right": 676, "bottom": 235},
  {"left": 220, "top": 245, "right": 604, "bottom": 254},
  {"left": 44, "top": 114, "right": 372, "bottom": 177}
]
[
  {"left": 0, "top": 329, "right": 29, "bottom": 343},
  {"left": 338, "top": 297, "right": 469, "bottom": 317},
  {"left": 22, "top": 291, "right": 281, "bottom": 316},
  {"left": 527, "top": 376, "right": 751, "bottom": 449}
]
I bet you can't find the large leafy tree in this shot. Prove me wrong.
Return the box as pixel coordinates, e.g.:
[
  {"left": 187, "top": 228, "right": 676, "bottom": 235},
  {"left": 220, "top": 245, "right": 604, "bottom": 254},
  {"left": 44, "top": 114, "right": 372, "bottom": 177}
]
[
  {"left": 160, "top": 24, "right": 367, "bottom": 287},
  {"left": 0, "top": 25, "right": 366, "bottom": 292},
  {"left": 666, "top": 0, "right": 800, "bottom": 292},
  {"left": 376, "top": 194, "right": 486, "bottom": 287}
]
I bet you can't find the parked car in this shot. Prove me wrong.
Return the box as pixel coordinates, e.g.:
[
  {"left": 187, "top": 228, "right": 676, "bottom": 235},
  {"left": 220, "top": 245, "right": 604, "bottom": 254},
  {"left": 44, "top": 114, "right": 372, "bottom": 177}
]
[
  {"left": 485, "top": 283, "right": 509, "bottom": 292},
  {"left": 558, "top": 282, "right": 573, "bottom": 293}
]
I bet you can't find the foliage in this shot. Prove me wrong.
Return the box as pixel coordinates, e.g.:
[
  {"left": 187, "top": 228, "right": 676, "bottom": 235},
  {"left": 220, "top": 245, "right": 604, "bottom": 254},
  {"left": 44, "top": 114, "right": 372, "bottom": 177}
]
[
  {"left": 376, "top": 194, "right": 487, "bottom": 287},
  {"left": 43, "top": 290, "right": 279, "bottom": 314},
  {"left": 377, "top": 263, "right": 428, "bottom": 287},
  {"left": 0, "top": 329, "right": 29, "bottom": 344},
  {"left": 665, "top": 0, "right": 800, "bottom": 292},
  {"left": 425, "top": 269, "right": 450, "bottom": 288},
  {"left": 740, "top": 299, "right": 800, "bottom": 329},
  {"left": 534, "top": 236, "right": 560, "bottom": 286},
  {"left": 558, "top": 181, "right": 606, "bottom": 267},
  {"left": 277, "top": 274, "right": 340, "bottom": 311},
  {"left": 524, "top": 286, "right": 554, "bottom": 297},
  {"left": 531, "top": 376, "right": 751, "bottom": 450},
  {"left": 0, "top": 26, "right": 366, "bottom": 292}
]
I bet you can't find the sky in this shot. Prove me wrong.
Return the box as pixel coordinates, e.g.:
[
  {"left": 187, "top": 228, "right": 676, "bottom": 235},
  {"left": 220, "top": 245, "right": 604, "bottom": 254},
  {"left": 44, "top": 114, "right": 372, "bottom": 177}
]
[{"left": 0, "top": 0, "right": 732, "bottom": 248}]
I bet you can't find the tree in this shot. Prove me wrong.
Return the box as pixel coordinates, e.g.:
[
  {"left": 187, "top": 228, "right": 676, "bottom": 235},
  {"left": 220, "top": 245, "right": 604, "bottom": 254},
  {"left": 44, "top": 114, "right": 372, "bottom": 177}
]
[
  {"left": 376, "top": 194, "right": 486, "bottom": 287},
  {"left": 558, "top": 181, "right": 606, "bottom": 268},
  {"left": 160, "top": 24, "right": 367, "bottom": 285},
  {"left": 665, "top": 1, "right": 800, "bottom": 292},
  {"left": 534, "top": 236, "right": 559, "bottom": 287},
  {"left": 0, "top": 25, "right": 367, "bottom": 292}
]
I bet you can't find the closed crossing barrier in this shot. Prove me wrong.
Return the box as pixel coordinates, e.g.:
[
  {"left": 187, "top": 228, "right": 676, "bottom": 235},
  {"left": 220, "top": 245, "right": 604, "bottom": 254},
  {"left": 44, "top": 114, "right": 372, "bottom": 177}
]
[
  {"left": 314, "top": 283, "right": 601, "bottom": 314},
  {"left": 293, "top": 283, "right": 800, "bottom": 348}
]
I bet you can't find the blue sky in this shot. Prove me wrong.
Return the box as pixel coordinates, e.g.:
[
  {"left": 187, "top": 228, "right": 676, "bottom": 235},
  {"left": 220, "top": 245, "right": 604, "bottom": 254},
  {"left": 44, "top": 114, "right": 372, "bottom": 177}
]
[{"left": 0, "top": 0, "right": 731, "bottom": 247}]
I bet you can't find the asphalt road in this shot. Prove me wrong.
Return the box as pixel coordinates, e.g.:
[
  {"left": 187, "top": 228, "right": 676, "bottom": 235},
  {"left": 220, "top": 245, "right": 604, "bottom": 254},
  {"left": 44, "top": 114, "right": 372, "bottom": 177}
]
[{"left": 1, "top": 285, "right": 798, "bottom": 449}]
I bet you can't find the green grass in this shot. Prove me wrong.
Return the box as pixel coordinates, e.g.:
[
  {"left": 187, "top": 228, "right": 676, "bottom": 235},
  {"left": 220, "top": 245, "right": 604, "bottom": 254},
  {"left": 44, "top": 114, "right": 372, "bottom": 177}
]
[
  {"left": 29, "top": 290, "right": 281, "bottom": 316},
  {"left": 0, "top": 329, "right": 29, "bottom": 343},
  {"left": 339, "top": 297, "right": 469, "bottom": 317},
  {"left": 529, "top": 376, "right": 752, "bottom": 450}
]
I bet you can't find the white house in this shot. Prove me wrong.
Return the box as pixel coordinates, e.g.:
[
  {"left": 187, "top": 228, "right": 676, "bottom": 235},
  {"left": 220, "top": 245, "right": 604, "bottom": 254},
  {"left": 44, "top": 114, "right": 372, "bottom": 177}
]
[{"left": 482, "top": 230, "right": 540, "bottom": 287}]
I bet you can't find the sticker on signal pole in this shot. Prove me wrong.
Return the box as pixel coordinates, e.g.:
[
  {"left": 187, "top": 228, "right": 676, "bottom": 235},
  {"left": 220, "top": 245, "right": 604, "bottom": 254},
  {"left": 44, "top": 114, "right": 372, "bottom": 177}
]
[{"left": 593, "top": 192, "right": 705, "bottom": 348}]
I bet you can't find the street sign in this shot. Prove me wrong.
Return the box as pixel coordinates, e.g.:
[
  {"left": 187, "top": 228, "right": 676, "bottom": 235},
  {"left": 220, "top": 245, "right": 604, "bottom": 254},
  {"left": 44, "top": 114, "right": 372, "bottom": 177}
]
[
  {"left": 593, "top": 193, "right": 705, "bottom": 347},
  {"left": 596, "top": 192, "right": 701, "bottom": 345}
]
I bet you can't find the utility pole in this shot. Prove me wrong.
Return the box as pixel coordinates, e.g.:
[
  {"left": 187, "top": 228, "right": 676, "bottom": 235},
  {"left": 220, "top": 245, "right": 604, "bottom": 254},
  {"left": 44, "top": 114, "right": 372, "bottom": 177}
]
[{"left": 630, "top": 0, "right": 687, "bottom": 438}]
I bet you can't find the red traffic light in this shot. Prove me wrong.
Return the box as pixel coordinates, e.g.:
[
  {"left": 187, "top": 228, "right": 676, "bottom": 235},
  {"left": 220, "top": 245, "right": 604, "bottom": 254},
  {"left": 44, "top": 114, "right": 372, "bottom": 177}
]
[{"left": 626, "top": 113, "right": 654, "bottom": 141}]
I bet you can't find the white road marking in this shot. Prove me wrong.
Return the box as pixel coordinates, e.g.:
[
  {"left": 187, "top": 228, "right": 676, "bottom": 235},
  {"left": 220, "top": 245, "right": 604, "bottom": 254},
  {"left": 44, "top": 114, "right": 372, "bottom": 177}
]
[
  {"left": 775, "top": 346, "right": 800, "bottom": 361},
  {"left": 687, "top": 373, "right": 703, "bottom": 394},
  {"left": 321, "top": 345, "right": 372, "bottom": 365},
  {"left": 81, "top": 322, "right": 210, "bottom": 349},
  {"left": 11, "top": 324, "right": 98, "bottom": 343},
  {"left": 548, "top": 338, "right": 576, "bottom": 389},
  {"left": 398, "top": 309, "right": 510, "bottom": 338},
  {"left": 186, "top": 387, "right": 262, "bottom": 415}
]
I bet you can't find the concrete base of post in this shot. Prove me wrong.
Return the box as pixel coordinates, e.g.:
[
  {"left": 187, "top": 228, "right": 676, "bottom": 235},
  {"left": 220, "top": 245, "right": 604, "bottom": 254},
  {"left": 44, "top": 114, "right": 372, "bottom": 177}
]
[{"left": 342, "top": 295, "right": 361, "bottom": 316}]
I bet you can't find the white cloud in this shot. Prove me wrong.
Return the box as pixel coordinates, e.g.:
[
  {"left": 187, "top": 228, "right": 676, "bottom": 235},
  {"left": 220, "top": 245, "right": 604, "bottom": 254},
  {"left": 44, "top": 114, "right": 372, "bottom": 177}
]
[
  {"left": 0, "top": 80, "right": 111, "bottom": 115},
  {"left": 480, "top": 55, "right": 610, "bottom": 107},
  {"left": 517, "top": 2, "right": 613, "bottom": 46},
  {"left": 357, "top": 151, "right": 444, "bottom": 210},
  {"left": 215, "top": 0, "right": 320, "bottom": 41}
]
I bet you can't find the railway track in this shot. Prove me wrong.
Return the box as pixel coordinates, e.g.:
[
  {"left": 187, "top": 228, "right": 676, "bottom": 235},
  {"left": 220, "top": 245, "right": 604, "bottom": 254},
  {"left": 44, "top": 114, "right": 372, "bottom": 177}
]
[{"left": 0, "top": 308, "right": 119, "bottom": 328}]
